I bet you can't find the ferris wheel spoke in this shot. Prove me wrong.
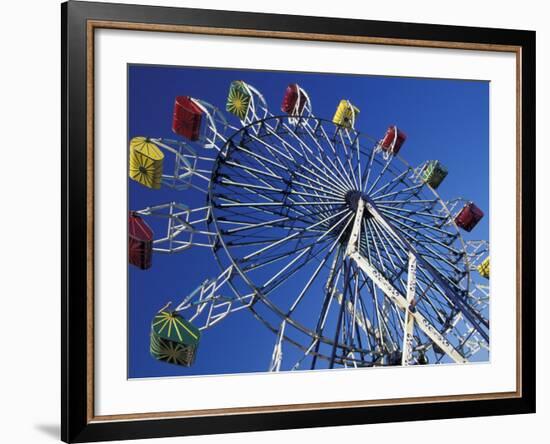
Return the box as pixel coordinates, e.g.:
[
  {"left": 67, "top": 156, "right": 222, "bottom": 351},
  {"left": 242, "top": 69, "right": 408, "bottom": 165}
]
[
  {"left": 374, "top": 204, "right": 449, "bottom": 222},
  {"left": 246, "top": 180, "right": 326, "bottom": 216},
  {"left": 225, "top": 232, "right": 322, "bottom": 248},
  {"left": 355, "top": 290, "right": 377, "bottom": 350},
  {"left": 347, "top": 134, "right": 364, "bottom": 186},
  {"left": 215, "top": 198, "right": 337, "bottom": 229},
  {"left": 217, "top": 198, "right": 345, "bottom": 209},
  {"left": 229, "top": 143, "right": 286, "bottom": 179},
  {"left": 408, "top": 245, "right": 464, "bottom": 293},
  {"left": 376, "top": 212, "right": 463, "bottom": 256},
  {"left": 296, "top": 126, "right": 358, "bottom": 191},
  {"left": 335, "top": 274, "right": 374, "bottom": 348},
  {"left": 267, "top": 123, "right": 315, "bottom": 159},
  {"left": 293, "top": 165, "right": 348, "bottom": 195},
  {"left": 224, "top": 159, "right": 284, "bottom": 181},
  {"left": 360, "top": 219, "right": 375, "bottom": 265},
  {"left": 235, "top": 160, "right": 298, "bottom": 194},
  {"left": 375, "top": 198, "right": 439, "bottom": 206},
  {"left": 414, "top": 277, "right": 452, "bottom": 315},
  {"left": 299, "top": 128, "right": 365, "bottom": 196},
  {"left": 257, "top": 181, "right": 340, "bottom": 223},
  {"left": 388, "top": 301, "right": 406, "bottom": 343},
  {"left": 280, "top": 130, "right": 357, "bottom": 194},
  {"left": 220, "top": 209, "right": 331, "bottom": 235},
  {"left": 283, "top": 245, "right": 341, "bottom": 316},
  {"left": 227, "top": 184, "right": 343, "bottom": 216},
  {"left": 300, "top": 121, "right": 340, "bottom": 159},
  {"left": 366, "top": 219, "right": 395, "bottom": 276},
  {"left": 347, "top": 265, "right": 361, "bottom": 343},
  {"left": 221, "top": 165, "right": 343, "bottom": 221},
  {"left": 418, "top": 267, "right": 473, "bottom": 311},
  {"left": 288, "top": 189, "right": 346, "bottom": 202},
  {"left": 359, "top": 145, "right": 381, "bottom": 195},
  {"left": 237, "top": 207, "right": 350, "bottom": 262},
  {"left": 346, "top": 152, "right": 361, "bottom": 191},
  {"left": 414, "top": 262, "right": 463, "bottom": 308},
  {"left": 415, "top": 287, "right": 449, "bottom": 327},
  {"left": 215, "top": 182, "right": 343, "bottom": 212},
  {"left": 380, "top": 297, "right": 403, "bottom": 349},
  {"left": 232, "top": 143, "right": 291, "bottom": 172},
  {"left": 297, "top": 159, "right": 353, "bottom": 196},
  {"left": 290, "top": 177, "right": 347, "bottom": 200},
  {"left": 328, "top": 258, "right": 354, "bottom": 368},
  {"left": 218, "top": 178, "right": 284, "bottom": 193},
  {"left": 219, "top": 198, "right": 345, "bottom": 217},
  {"left": 356, "top": 272, "right": 383, "bottom": 352},
  {"left": 335, "top": 128, "right": 352, "bottom": 157},
  {"left": 315, "top": 122, "right": 340, "bottom": 155},
  {"left": 408, "top": 242, "right": 465, "bottom": 283},
  {"left": 351, "top": 138, "right": 364, "bottom": 192},
  {"left": 364, "top": 275, "right": 396, "bottom": 354},
  {"left": 222, "top": 215, "right": 292, "bottom": 234},
  {"left": 247, "top": 132, "right": 301, "bottom": 169},
  {"left": 415, "top": 243, "right": 467, "bottom": 276},
  {"left": 370, "top": 219, "right": 409, "bottom": 267},
  {"left": 367, "top": 218, "right": 403, "bottom": 272},
  {"left": 258, "top": 211, "right": 353, "bottom": 295},
  {"left": 378, "top": 206, "right": 458, "bottom": 238},
  {"left": 260, "top": 123, "right": 323, "bottom": 166},
  {"left": 335, "top": 130, "right": 361, "bottom": 189},
  {"left": 259, "top": 241, "right": 330, "bottom": 292},
  {"left": 347, "top": 269, "right": 375, "bottom": 356},
  {"left": 216, "top": 206, "right": 312, "bottom": 231},
  {"left": 373, "top": 183, "right": 425, "bottom": 201},
  {"left": 242, "top": 241, "right": 327, "bottom": 273},
  {"left": 308, "top": 246, "right": 349, "bottom": 369},
  {"left": 285, "top": 213, "right": 355, "bottom": 315},
  {"left": 327, "top": 155, "right": 359, "bottom": 192},
  {"left": 302, "top": 145, "right": 357, "bottom": 192},
  {"left": 333, "top": 153, "right": 359, "bottom": 191},
  {"left": 231, "top": 143, "right": 352, "bottom": 199},
  {"left": 369, "top": 169, "right": 409, "bottom": 198},
  {"left": 365, "top": 155, "right": 395, "bottom": 195},
  {"left": 369, "top": 218, "right": 457, "bottom": 287}
]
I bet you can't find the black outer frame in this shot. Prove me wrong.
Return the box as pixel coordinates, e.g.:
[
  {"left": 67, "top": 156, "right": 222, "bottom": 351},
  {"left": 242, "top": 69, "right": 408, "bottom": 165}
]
[{"left": 61, "top": 1, "right": 536, "bottom": 442}]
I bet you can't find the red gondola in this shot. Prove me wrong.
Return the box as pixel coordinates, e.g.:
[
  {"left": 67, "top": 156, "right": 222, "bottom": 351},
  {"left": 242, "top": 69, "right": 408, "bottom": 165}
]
[
  {"left": 454, "top": 202, "right": 484, "bottom": 232},
  {"left": 380, "top": 125, "right": 407, "bottom": 155},
  {"left": 281, "top": 84, "right": 307, "bottom": 115},
  {"left": 172, "top": 96, "right": 204, "bottom": 141},
  {"left": 129, "top": 212, "right": 154, "bottom": 270}
]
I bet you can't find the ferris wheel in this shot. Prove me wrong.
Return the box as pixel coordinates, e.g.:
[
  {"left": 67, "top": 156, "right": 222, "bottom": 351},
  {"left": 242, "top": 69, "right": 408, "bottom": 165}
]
[{"left": 129, "top": 81, "right": 490, "bottom": 371}]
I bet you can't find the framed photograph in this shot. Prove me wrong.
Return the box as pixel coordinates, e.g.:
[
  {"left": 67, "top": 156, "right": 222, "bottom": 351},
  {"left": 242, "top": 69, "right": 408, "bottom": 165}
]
[{"left": 62, "top": 1, "right": 536, "bottom": 442}]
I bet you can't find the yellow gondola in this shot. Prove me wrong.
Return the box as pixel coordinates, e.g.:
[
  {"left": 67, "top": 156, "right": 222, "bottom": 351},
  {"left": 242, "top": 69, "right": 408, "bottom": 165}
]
[
  {"left": 332, "top": 100, "right": 360, "bottom": 129},
  {"left": 129, "top": 137, "right": 164, "bottom": 189},
  {"left": 477, "top": 257, "right": 490, "bottom": 279}
]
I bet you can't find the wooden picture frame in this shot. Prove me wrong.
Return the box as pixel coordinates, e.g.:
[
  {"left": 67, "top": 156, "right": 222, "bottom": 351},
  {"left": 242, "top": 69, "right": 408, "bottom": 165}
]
[{"left": 62, "top": 1, "right": 536, "bottom": 442}]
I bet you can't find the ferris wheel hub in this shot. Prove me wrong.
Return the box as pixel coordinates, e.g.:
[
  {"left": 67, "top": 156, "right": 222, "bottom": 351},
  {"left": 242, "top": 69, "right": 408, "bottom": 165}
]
[{"left": 345, "top": 190, "right": 371, "bottom": 215}]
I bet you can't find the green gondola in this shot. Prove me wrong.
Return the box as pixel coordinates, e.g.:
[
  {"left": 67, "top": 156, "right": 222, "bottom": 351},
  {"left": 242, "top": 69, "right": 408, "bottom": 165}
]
[
  {"left": 422, "top": 160, "right": 448, "bottom": 189},
  {"left": 150, "top": 310, "right": 201, "bottom": 367},
  {"left": 226, "top": 80, "right": 252, "bottom": 119}
]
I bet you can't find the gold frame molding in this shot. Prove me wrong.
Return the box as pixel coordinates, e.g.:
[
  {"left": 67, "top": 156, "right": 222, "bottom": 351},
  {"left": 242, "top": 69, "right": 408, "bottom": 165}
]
[{"left": 85, "top": 20, "right": 523, "bottom": 424}]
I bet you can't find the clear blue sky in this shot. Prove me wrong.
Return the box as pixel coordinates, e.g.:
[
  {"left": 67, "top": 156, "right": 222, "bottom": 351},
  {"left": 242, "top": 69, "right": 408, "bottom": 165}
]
[{"left": 128, "top": 64, "right": 489, "bottom": 379}]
